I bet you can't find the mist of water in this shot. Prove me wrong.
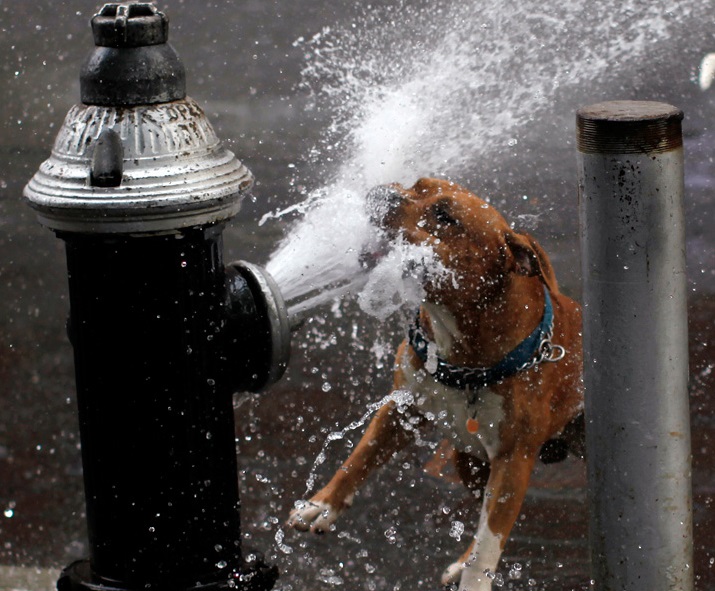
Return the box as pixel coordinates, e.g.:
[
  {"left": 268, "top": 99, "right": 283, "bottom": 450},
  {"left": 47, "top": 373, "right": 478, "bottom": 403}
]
[{"left": 264, "top": 0, "right": 702, "bottom": 321}]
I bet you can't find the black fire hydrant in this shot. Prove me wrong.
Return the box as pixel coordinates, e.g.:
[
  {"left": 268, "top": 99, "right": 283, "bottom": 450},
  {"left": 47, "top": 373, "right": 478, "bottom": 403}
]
[{"left": 24, "top": 3, "right": 290, "bottom": 591}]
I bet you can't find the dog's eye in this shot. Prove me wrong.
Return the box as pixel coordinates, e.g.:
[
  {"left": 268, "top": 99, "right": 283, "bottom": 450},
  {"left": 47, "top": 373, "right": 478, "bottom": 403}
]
[{"left": 432, "top": 201, "right": 459, "bottom": 227}]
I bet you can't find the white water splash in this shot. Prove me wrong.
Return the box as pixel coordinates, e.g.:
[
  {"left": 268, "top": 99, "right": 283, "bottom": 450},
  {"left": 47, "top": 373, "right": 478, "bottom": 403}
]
[
  {"left": 302, "top": 389, "right": 415, "bottom": 497},
  {"left": 263, "top": 182, "right": 379, "bottom": 313},
  {"left": 265, "top": 0, "right": 702, "bottom": 321},
  {"left": 357, "top": 237, "right": 454, "bottom": 321}
]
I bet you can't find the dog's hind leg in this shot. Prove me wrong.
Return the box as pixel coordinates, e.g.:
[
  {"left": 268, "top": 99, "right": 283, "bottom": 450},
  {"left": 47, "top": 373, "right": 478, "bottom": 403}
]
[
  {"left": 287, "top": 395, "right": 417, "bottom": 534},
  {"left": 441, "top": 451, "right": 491, "bottom": 586},
  {"left": 563, "top": 413, "right": 585, "bottom": 459}
]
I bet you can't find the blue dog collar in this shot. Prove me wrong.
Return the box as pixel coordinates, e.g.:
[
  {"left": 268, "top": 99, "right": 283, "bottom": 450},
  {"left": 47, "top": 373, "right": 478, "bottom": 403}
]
[{"left": 408, "top": 286, "right": 561, "bottom": 391}]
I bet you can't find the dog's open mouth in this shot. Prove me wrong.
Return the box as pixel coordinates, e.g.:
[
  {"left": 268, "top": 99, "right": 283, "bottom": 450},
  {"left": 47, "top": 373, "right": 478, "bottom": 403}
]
[
  {"left": 357, "top": 235, "right": 392, "bottom": 271},
  {"left": 355, "top": 233, "right": 458, "bottom": 320},
  {"left": 361, "top": 231, "right": 450, "bottom": 284}
]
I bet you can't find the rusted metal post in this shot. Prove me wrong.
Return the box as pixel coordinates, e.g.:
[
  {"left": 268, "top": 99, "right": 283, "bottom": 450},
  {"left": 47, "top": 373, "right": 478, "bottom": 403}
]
[{"left": 577, "top": 100, "right": 693, "bottom": 591}]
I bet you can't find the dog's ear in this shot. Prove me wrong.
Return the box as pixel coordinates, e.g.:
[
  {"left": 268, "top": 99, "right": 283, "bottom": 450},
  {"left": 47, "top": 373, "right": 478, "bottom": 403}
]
[{"left": 504, "top": 230, "right": 559, "bottom": 292}]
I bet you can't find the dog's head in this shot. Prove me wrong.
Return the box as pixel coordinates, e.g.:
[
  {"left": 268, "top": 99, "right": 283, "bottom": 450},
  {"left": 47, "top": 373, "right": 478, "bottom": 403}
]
[{"left": 366, "top": 177, "right": 554, "bottom": 305}]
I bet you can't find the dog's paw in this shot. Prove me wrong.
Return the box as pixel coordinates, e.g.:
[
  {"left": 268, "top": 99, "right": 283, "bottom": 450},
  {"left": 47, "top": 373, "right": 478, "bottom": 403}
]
[
  {"left": 441, "top": 560, "right": 466, "bottom": 586},
  {"left": 286, "top": 497, "right": 350, "bottom": 534}
]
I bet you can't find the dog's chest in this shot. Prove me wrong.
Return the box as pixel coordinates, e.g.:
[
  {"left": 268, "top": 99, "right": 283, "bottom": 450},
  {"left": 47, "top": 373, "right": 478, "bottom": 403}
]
[
  {"left": 406, "top": 304, "right": 505, "bottom": 459},
  {"left": 398, "top": 350, "right": 504, "bottom": 460}
]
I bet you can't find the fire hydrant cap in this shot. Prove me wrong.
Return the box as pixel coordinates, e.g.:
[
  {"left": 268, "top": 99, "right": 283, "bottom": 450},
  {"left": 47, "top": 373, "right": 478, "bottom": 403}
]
[
  {"left": 24, "top": 98, "right": 253, "bottom": 234},
  {"left": 81, "top": 2, "right": 186, "bottom": 106},
  {"left": 24, "top": 1, "right": 253, "bottom": 233}
]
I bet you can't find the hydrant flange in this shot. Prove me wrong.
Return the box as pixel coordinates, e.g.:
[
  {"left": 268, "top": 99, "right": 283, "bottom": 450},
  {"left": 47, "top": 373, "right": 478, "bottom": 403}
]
[{"left": 24, "top": 98, "right": 252, "bottom": 234}]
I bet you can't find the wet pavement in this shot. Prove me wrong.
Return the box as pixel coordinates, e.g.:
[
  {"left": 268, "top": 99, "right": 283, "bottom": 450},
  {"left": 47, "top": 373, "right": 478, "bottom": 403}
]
[{"left": 1, "top": 2, "right": 715, "bottom": 590}]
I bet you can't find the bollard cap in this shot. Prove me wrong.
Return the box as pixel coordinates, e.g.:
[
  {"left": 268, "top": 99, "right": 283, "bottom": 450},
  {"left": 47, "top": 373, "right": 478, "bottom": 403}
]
[{"left": 576, "top": 100, "right": 683, "bottom": 155}]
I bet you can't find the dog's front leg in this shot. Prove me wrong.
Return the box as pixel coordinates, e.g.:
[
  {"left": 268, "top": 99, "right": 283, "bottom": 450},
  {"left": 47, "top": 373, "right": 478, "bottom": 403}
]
[
  {"left": 457, "top": 444, "right": 538, "bottom": 591},
  {"left": 287, "top": 397, "right": 416, "bottom": 534}
]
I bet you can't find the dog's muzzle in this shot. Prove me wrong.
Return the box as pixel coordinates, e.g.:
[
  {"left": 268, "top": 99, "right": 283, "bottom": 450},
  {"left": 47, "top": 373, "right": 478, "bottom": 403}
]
[{"left": 365, "top": 184, "right": 404, "bottom": 229}]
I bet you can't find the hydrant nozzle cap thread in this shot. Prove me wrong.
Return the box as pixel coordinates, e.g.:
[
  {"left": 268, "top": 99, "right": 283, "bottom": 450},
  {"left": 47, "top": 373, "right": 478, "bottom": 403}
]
[{"left": 576, "top": 100, "right": 683, "bottom": 155}]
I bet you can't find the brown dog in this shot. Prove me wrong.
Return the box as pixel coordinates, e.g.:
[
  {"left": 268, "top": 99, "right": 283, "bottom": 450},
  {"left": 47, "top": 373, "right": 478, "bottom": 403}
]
[{"left": 287, "top": 178, "right": 583, "bottom": 590}]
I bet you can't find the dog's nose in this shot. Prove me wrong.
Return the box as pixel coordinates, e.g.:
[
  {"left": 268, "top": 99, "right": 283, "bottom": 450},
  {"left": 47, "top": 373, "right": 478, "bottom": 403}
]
[{"left": 365, "top": 184, "right": 404, "bottom": 228}]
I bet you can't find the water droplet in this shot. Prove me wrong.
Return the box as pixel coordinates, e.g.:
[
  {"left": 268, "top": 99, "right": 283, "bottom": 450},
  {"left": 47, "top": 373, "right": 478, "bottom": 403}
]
[
  {"left": 509, "top": 562, "right": 523, "bottom": 580},
  {"left": 448, "top": 520, "right": 464, "bottom": 541},
  {"left": 317, "top": 568, "right": 343, "bottom": 585},
  {"left": 216, "top": 560, "right": 227, "bottom": 569}
]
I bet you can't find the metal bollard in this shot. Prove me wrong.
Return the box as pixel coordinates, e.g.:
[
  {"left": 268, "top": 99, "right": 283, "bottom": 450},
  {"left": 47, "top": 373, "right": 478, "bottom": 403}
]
[
  {"left": 24, "top": 4, "right": 289, "bottom": 591},
  {"left": 577, "top": 101, "right": 693, "bottom": 591}
]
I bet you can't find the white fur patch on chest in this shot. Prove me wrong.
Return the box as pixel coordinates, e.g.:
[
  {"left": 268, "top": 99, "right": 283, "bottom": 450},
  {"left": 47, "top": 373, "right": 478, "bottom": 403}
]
[
  {"left": 397, "top": 348, "right": 504, "bottom": 460},
  {"left": 422, "top": 302, "right": 462, "bottom": 356}
]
